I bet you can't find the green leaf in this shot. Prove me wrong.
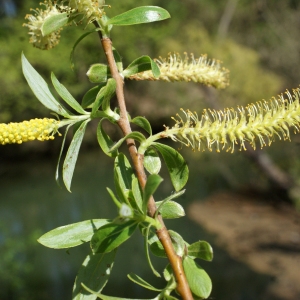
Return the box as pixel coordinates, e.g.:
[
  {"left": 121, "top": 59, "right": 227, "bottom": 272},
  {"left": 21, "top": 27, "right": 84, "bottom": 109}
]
[
  {"left": 92, "top": 78, "right": 116, "bottom": 115},
  {"left": 149, "top": 230, "right": 185, "bottom": 258},
  {"left": 106, "top": 187, "right": 122, "bottom": 209},
  {"left": 153, "top": 143, "right": 189, "bottom": 192},
  {"left": 114, "top": 153, "right": 135, "bottom": 191},
  {"left": 109, "top": 132, "right": 146, "bottom": 153},
  {"left": 73, "top": 250, "right": 116, "bottom": 300},
  {"left": 107, "top": 6, "right": 170, "bottom": 26},
  {"left": 188, "top": 241, "right": 213, "bottom": 262},
  {"left": 63, "top": 119, "right": 90, "bottom": 192},
  {"left": 123, "top": 56, "right": 160, "bottom": 78},
  {"left": 70, "top": 28, "right": 102, "bottom": 70},
  {"left": 114, "top": 171, "right": 131, "bottom": 206},
  {"left": 51, "top": 72, "right": 87, "bottom": 114},
  {"left": 131, "top": 178, "right": 143, "bottom": 212},
  {"left": 183, "top": 257, "right": 212, "bottom": 299},
  {"left": 97, "top": 119, "right": 118, "bottom": 158},
  {"left": 112, "top": 47, "right": 123, "bottom": 72},
  {"left": 156, "top": 200, "right": 185, "bottom": 219},
  {"left": 82, "top": 84, "right": 105, "bottom": 109},
  {"left": 55, "top": 123, "right": 72, "bottom": 184},
  {"left": 86, "top": 64, "right": 110, "bottom": 83},
  {"left": 127, "top": 273, "right": 162, "bottom": 291},
  {"left": 81, "top": 283, "right": 155, "bottom": 300},
  {"left": 91, "top": 220, "right": 138, "bottom": 253},
  {"left": 22, "top": 53, "right": 70, "bottom": 117},
  {"left": 144, "top": 148, "right": 161, "bottom": 174},
  {"left": 144, "top": 224, "right": 160, "bottom": 277},
  {"left": 41, "top": 12, "right": 69, "bottom": 36},
  {"left": 143, "top": 174, "right": 163, "bottom": 212},
  {"left": 131, "top": 116, "right": 152, "bottom": 135},
  {"left": 38, "top": 219, "right": 111, "bottom": 249}
]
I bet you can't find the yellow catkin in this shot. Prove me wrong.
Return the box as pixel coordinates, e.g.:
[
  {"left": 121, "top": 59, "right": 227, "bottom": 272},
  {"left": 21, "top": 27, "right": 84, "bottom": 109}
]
[
  {"left": 128, "top": 53, "right": 230, "bottom": 89},
  {"left": 167, "top": 88, "right": 300, "bottom": 152},
  {"left": 0, "top": 118, "right": 59, "bottom": 145}
]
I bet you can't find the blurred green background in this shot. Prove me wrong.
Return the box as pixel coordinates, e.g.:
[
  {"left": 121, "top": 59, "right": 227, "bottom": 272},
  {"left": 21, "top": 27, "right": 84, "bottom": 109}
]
[{"left": 1, "top": 0, "right": 300, "bottom": 299}]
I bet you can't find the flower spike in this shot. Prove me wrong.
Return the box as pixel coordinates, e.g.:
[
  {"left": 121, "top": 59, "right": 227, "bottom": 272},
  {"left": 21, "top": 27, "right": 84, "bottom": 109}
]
[
  {"left": 165, "top": 88, "right": 300, "bottom": 153},
  {"left": 0, "top": 118, "right": 60, "bottom": 145},
  {"left": 128, "top": 52, "right": 230, "bottom": 89}
]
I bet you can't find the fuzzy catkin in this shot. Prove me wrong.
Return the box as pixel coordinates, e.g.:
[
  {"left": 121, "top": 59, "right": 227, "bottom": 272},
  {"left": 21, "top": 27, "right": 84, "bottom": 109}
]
[
  {"left": 128, "top": 53, "right": 229, "bottom": 89},
  {"left": 167, "top": 88, "right": 300, "bottom": 152}
]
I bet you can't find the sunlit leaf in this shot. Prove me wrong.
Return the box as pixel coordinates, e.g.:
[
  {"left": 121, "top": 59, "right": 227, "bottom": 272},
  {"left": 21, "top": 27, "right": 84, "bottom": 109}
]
[
  {"left": 153, "top": 143, "right": 189, "bottom": 191},
  {"left": 107, "top": 6, "right": 170, "bottom": 26},
  {"left": 155, "top": 200, "right": 185, "bottom": 219},
  {"left": 63, "top": 119, "right": 90, "bottom": 192},
  {"left": 22, "top": 53, "right": 70, "bottom": 117},
  {"left": 131, "top": 116, "right": 152, "bottom": 135},
  {"left": 91, "top": 220, "right": 138, "bottom": 253},
  {"left": 86, "top": 64, "right": 110, "bottom": 83},
  {"left": 73, "top": 250, "right": 116, "bottom": 300},
  {"left": 51, "top": 72, "right": 87, "bottom": 114},
  {"left": 188, "top": 241, "right": 213, "bottom": 261},
  {"left": 183, "top": 257, "right": 212, "bottom": 299},
  {"left": 38, "top": 219, "right": 111, "bottom": 249},
  {"left": 131, "top": 177, "right": 143, "bottom": 212},
  {"left": 41, "top": 12, "right": 69, "bottom": 36},
  {"left": 144, "top": 148, "right": 161, "bottom": 174}
]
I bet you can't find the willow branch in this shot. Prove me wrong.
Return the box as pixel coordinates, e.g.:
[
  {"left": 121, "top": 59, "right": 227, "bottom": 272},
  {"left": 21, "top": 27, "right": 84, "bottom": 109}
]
[{"left": 100, "top": 37, "right": 192, "bottom": 299}]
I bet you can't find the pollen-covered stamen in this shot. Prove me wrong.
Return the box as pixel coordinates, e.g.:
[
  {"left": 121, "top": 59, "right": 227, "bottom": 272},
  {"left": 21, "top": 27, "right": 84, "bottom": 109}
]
[
  {"left": 0, "top": 118, "right": 60, "bottom": 145},
  {"left": 69, "top": 0, "right": 105, "bottom": 23},
  {"left": 128, "top": 52, "right": 230, "bottom": 89},
  {"left": 165, "top": 88, "right": 300, "bottom": 153}
]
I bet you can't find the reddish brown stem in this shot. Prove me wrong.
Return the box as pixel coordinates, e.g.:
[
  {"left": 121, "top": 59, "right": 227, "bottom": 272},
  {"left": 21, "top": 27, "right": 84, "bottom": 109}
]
[{"left": 100, "top": 37, "right": 193, "bottom": 299}]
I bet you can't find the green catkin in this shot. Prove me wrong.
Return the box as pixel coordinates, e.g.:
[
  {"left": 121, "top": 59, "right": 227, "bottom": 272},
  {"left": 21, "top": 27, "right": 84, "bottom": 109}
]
[
  {"left": 167, "top": 88, "right": 300, "bottom": 153},
  {"left": 128, "top": 52, "right": 229, "bottom": 89}
]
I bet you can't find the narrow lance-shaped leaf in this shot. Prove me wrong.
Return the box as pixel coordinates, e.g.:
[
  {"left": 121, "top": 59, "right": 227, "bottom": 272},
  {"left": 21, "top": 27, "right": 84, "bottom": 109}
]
[
  {"left": 38, "top": 219, "right": 111, "bottom": 249},
  {"left": 73, "top": 250, "right": 116, "bottom": 300},
  {"left": 153, "top": 142, "right": 189, "bottom": 192},
  {"left": 41, "top": 12, "right": 69, "bottom": 36},
  {"left": 51, "top": 72, "right": 87, "bottom": 114},
  {"left": 107, "top": 6, "right": 170, "bottom": 26},
  {"left": 63, "top": 119, "right": 90, "bottom": 192},
  {"left": 55, "top": 123, "right": 72, "bottom": 184},
  {"left": 21, "top": 53, "right": 70, "bottom": 117}
]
